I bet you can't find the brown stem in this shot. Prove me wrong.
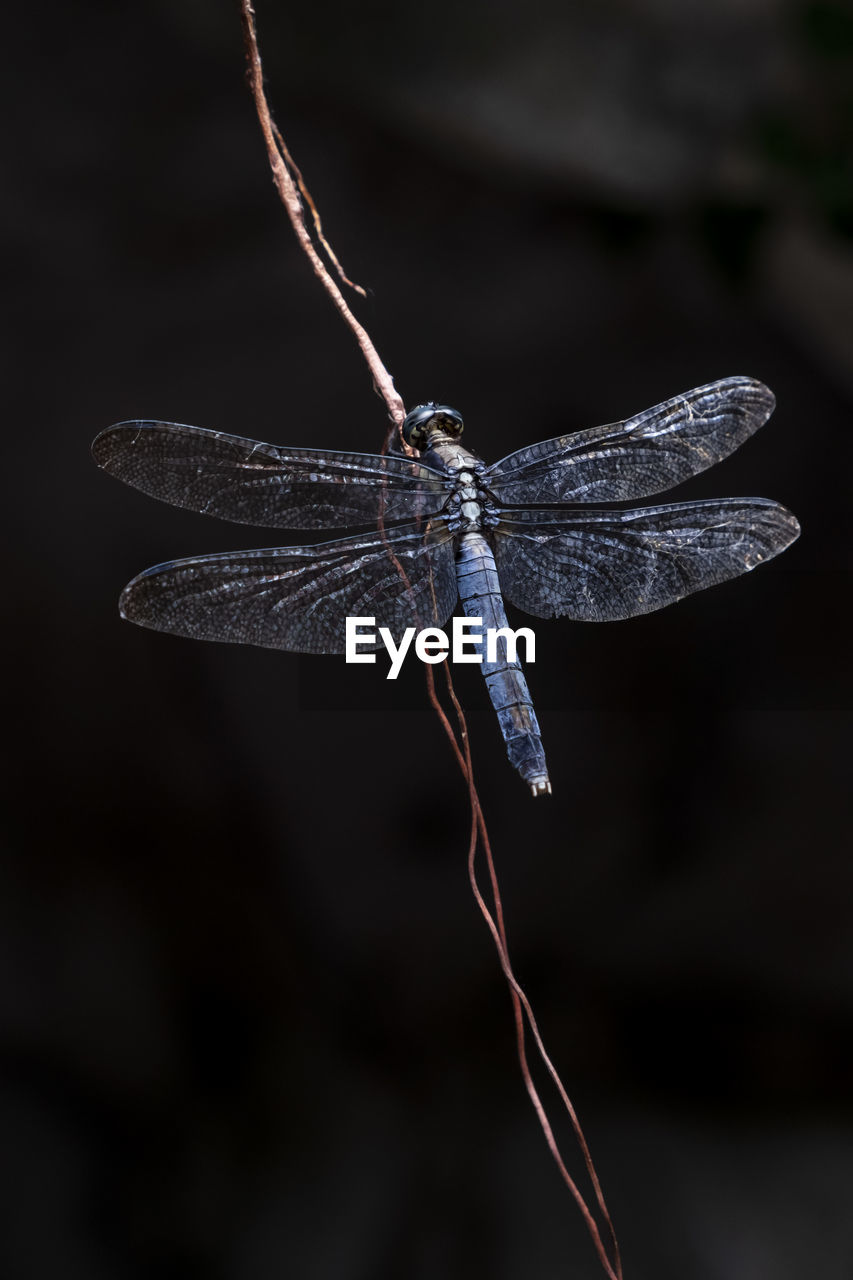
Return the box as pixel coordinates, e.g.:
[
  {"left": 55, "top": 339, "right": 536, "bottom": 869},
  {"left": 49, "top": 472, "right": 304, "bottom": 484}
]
[
  {"left": 437, "top": 666, "right": 623, "bottom": 1280},
  {"left": 238, "top": 6, "right": 622, "bottom": 1275},
  {"left": 239, "top": 1, "right": 405, "bottom": 433}
]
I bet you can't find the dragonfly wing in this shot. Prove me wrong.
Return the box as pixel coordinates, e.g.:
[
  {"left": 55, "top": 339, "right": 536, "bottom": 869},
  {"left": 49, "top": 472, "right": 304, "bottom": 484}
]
[
  {"left": 119, "top": 522, "right": 458, "bottom": 653},
  {"left": 493, "top": 499, "right": 799, "bottom": 621},
  {"left": 93, "top": 422, "right": 451, "bottom": 529},
  {"left": 485, "top": 377, "right": 776, "bottom": 504}
]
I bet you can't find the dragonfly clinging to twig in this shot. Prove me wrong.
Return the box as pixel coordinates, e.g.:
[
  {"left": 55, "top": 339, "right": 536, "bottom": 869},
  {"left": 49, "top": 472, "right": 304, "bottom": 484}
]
[{"left": 93, "top": 376, "right": 799, "bottom": 796}]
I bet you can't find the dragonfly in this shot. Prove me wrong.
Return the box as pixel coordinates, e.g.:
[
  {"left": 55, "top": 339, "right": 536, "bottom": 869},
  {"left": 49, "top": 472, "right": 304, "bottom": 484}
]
[{"left": 92, "top": 376, "right": 799, "bottom": 797}]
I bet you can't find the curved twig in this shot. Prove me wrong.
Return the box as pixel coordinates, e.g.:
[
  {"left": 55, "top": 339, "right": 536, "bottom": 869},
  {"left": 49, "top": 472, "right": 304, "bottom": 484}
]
[
  {"left": 240, "top": 1, "right": 404, "bottom": 435},
  {"left": 238, "top": 5, "right": 622, "bottom": 1275},
  {"left": 438, "top": 667, "right": 623, "bottom": 1280}
]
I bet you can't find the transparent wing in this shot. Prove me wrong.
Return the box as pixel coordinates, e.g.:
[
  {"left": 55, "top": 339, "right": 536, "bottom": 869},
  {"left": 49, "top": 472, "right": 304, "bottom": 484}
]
[
  {"left": 485, "top": 377, "right": 776, "bottom": 505},
  {"left": 93, "top": 421, "right": 452, "bottom": 529},
  {"left": 493, "top": 499, "right": 799, "bottom": 622},
  {"left": 118, "top": 522, "right": 458, "bottom": 653}
]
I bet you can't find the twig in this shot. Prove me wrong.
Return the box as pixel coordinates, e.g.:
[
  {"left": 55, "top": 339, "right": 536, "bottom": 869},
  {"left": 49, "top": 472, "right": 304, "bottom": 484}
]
[
  {"left": 434, "top": 666, "right": 623, "bottom": 1280},
  {"left": 240, "top": 1, "right": 404, "bottom": 435},
  {"left": 271, "top": 121, "right": 367, "bottom": 298},
  {"left": 239, "top": 5, "right": 622, "bottom": 1275}
]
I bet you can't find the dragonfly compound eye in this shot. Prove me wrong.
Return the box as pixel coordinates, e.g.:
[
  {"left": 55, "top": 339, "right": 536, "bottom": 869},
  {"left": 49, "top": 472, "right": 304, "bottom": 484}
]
[{"left": 402, "top": 403, "right": 464, "bottom": 448}]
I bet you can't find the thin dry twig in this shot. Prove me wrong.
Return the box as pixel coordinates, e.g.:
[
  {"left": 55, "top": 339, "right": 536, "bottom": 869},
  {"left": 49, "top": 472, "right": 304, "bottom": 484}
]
[
  {"left": 240, "top": 1, "right": 404, "bottom": 436},
  {"left": 239, "top": 5, "right": 622, "bottom": 1275},
  {"left": 435, "top": 666, "right": 623, "bottom": 1280},
  {"left": 271, "top": 121, "right": 367, "bottom": 298}
]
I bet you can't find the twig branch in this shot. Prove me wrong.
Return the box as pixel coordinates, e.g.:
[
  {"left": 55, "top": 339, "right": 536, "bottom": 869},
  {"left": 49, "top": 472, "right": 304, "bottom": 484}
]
[
  {"left": 238, "top": 5, "right": 622, "bottom": 1276},
  {"left": 240, "top": 1, "right": 404, "bottom": 436},
  {"left": 271, "top": 121, "right": 367, "bottom": 299},
  {"left": 433, "top": 666, "right": 623, "bottom": 1280}
]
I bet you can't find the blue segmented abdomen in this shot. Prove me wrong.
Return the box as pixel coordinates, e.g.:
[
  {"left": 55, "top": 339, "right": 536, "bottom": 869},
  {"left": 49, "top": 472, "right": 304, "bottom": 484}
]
[{"left": 455, "top": 531, "right": 551, "bottom": 796}]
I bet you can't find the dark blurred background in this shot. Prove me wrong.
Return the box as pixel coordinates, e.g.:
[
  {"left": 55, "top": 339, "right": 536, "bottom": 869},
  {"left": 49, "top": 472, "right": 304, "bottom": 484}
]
[{"left": 2, "top": 0, "right": 851, "bottom": 1276}]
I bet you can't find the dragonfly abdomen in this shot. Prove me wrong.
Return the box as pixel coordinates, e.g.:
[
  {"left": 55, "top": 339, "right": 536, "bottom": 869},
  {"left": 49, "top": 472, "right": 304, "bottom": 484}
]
[{"left": 455, "top": 532, "right": 551, "bottom": 797}]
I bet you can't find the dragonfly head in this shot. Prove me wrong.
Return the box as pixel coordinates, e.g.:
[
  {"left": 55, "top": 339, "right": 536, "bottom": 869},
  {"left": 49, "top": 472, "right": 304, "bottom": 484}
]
[{"left": 402, "top": 403, "right": 464, "bottom": 449}]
